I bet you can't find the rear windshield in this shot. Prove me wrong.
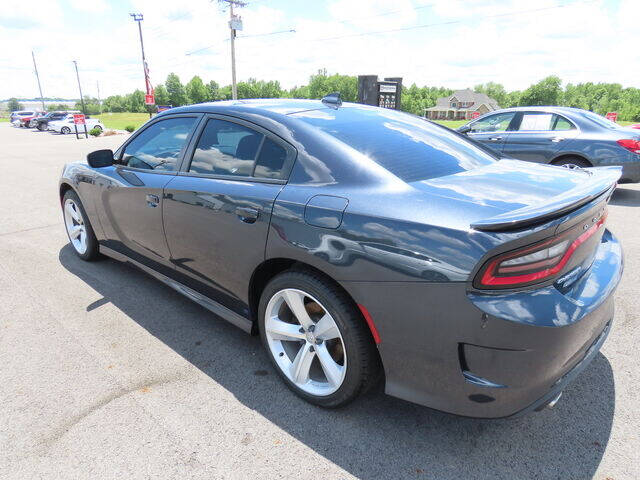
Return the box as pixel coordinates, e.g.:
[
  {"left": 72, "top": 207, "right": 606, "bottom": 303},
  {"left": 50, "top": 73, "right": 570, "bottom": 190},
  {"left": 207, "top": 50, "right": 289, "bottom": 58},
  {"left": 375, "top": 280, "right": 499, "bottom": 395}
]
[{"left": 292, "top": 106, "right": 495, "bottom": 182}]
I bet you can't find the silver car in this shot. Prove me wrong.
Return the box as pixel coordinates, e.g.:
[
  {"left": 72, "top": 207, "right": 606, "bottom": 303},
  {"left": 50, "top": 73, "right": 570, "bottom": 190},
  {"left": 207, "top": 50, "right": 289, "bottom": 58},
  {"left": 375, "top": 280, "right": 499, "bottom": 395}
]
[{"left": 458, "top": 106, "right": 640, "bottom": 183}]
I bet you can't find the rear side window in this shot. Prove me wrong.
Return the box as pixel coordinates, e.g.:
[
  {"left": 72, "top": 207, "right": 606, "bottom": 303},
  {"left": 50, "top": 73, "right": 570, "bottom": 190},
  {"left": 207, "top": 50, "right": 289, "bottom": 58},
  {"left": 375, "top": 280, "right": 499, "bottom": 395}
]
[
  {"left": 190, "top": 119, "right": 261, "bottom": 176},
  {"left": 122, "top": 116, "right": 197, "bottom": 172},
  {"left": 189, "top": 118, "right": 291, "bottom": 180},
  {"left": 293, "top": 107, "right": 495, "bottom": 182},
  {"left": 553, "top": 115, "right": 575, "bottom": 131}
]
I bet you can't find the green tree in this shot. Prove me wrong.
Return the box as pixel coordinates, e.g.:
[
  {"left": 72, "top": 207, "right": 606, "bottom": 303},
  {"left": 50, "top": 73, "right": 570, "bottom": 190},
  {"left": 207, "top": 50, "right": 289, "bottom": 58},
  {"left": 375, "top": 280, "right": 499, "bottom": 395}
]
[
  {"left": 474, "top": 82, "right": 507, "bottom": 107},
  {"left": 236, "top": 78, "right": 283, "bottom": 99},
  {"left": 125, "top": 90, "right": 146, "bottom": 113},
  {"left": 307, "top": 69, "right": 357, "bottom": 102},
  {"left": 165, "top": 73, "right": 187, "bottom": 107},
  {"left": 186, "top": 75, "right": 208, "bottom": 104},
  {"left": 519, "top": 76, "right": 562, "bottom": 106},
  {"left": 7, "top": 98, "right": 23, "bottom": 111},
  {"left": 103, "top": 95, "right": 127, "bottom": 112},
  {"left": 154, "top": 84, "right": 170, "bottom": 106},
  {"left": 205, "top": 80, "right": 220, "bottom": 101}
]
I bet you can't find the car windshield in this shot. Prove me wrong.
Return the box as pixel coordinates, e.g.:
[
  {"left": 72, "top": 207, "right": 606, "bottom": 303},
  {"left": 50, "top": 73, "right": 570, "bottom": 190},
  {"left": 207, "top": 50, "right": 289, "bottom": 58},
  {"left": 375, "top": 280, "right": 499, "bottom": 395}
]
[
  {"left": 292, "top": 106, "right": 495, "bottom": 182},
  {"left": 581, "top": 111, "right": 620, "bottom": 130}
]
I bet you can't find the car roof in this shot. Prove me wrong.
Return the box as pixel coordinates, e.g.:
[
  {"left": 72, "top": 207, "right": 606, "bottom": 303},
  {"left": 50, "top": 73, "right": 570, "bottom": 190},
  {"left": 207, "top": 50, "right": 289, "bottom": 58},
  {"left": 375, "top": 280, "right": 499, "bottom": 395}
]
[{"left": 164, "top": 98, "right": 333, "bottom": 117}]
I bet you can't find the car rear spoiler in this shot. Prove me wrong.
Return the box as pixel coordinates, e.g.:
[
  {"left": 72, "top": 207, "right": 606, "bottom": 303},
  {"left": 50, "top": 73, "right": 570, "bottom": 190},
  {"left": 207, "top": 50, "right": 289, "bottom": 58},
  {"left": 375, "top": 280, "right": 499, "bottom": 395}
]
[{"left": 471, "top": 167, "right": 621, "bottom": 232}]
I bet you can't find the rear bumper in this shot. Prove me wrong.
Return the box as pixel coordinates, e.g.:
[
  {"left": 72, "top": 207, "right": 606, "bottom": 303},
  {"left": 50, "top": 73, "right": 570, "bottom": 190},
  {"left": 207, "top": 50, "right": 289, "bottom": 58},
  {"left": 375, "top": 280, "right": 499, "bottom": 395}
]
[
  {"left": 510, "top": 318, "right": 611, "bottom": 417},
  {"left": 619, "top": 159, "right": 640, "bottom": 183},
  {"left": 342, "top": 229, "right": 623, "bottom": 418}
]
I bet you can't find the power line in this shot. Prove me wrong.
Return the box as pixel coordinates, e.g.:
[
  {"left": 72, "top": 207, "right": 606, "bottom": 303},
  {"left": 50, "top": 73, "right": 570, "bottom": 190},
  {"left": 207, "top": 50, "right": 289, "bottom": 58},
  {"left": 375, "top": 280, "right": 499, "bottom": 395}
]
[
  {"left": 309, "top": 1, "right": 593, "bottom": 42},
  {"left": 334, "top": 2, "right": 434, "bottom": 25}
]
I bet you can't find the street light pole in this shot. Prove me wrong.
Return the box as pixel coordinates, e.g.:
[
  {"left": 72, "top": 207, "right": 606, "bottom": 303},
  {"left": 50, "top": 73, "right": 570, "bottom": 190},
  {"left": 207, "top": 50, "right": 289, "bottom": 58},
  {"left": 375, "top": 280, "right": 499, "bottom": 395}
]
[
  {"left": 32, "top": 51, "right": 45, "bottom": 111},
  {"left": 130, "top": 13, "right": 153, "bottom": 117},
  {"left": 72, "top": 60, "right": 86, "bottom": 114}
]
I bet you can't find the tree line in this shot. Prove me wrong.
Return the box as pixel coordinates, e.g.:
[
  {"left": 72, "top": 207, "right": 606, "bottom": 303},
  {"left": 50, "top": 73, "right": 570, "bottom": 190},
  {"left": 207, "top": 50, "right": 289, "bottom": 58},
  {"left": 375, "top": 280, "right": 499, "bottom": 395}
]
[{"left": 33, "top": 70, "right": 640, "bottom": 121}]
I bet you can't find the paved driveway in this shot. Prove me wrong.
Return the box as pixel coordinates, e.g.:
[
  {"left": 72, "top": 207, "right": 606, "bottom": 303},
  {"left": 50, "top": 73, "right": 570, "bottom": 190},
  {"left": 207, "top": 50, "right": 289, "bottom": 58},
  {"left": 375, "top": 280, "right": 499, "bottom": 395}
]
[{"left": 1, "top": 123, "right": 638, "bottom": 479}]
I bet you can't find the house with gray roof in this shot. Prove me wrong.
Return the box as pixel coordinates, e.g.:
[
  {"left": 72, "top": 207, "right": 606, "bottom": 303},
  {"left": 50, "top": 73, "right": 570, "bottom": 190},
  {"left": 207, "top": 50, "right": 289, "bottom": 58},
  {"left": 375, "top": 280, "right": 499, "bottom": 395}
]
[{"left": 425, "top": 89, "right": 500, "bottom": 120}]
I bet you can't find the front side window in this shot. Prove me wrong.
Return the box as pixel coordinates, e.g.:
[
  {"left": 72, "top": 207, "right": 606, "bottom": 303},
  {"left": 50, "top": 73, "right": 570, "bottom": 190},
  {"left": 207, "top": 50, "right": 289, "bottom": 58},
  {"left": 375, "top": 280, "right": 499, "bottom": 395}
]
[
  {"left": 469, "top": 112, "right": 516, "bottom": 133},
  {"left": 122, "top": 117, "right": 197, "bottom": 172},
  {"left": 189, "top": 118, "right": 291, "bottom": 179}
]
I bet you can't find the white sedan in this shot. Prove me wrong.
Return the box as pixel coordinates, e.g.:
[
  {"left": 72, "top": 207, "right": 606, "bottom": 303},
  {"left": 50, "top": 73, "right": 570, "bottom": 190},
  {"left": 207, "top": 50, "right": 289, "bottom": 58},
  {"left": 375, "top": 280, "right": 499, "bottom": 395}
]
[{"left": 48, "top": 115, "right": 105, "bottom": 134}]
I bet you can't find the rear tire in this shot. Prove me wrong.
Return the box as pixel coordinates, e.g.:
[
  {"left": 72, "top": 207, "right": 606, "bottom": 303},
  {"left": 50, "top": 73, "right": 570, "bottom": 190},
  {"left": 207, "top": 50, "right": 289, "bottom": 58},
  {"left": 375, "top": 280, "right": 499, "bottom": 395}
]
[
  {"left": 37, "top": 123, "right": 46, "bottom": 131},
  {"left": 62, "top": 190, "right": 100, "bottom": 261},
  {"left": 61, "top": 126, "right": 71, "bottom": 134},
  {"left": 259, "top": 269, "right": 380, "bottom": 408},
  {"left": 552, "top": 156, "right": 591, "bottom": 168}
]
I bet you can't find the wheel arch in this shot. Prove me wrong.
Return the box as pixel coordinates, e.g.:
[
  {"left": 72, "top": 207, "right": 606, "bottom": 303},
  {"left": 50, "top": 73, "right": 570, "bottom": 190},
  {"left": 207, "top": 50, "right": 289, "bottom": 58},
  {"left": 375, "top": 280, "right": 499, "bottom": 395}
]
[
  {"left": 248, "top": 258, "right": 381, "bottom": 349},
  {"left": 550, "top": 153, "right": 592, "bottom": 167},
  {"left": 59, "top": 181, "right": 75, "bottom": 205}
]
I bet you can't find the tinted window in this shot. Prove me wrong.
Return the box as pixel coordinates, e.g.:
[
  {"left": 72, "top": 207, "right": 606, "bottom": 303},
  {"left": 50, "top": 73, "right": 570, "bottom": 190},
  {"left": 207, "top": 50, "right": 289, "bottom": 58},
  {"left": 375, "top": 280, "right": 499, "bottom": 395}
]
[
  {"left": 553, "top": 115, "right": 575, "bottom": 131},
  {"left": 293, "top": 107, "right": 495, "bottom": 182},
  {"left": 254, "top": 137, "right": 288, "bottom": 179},
  {"left": 190, "top": 119, "right": 262, "bottom": 176},
  {"left": 122, "top": 117, "right": 196, "bottom": 172},
  {"left": 469, "top": 112, "right": 516, "bottom": 133}
]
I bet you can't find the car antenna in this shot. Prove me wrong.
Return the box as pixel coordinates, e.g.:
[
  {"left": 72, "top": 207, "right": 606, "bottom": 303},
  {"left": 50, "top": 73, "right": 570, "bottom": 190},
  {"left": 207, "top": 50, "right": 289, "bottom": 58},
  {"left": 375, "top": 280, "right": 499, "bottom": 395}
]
[{"left": 321, "top": 92, "right": 342, "bottom": 109}]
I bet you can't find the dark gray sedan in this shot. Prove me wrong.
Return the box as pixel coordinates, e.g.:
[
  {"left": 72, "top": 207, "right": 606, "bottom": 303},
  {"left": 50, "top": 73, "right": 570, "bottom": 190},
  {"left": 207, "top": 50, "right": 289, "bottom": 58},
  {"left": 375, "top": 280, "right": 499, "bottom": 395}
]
[
  {"left": 458, "top": 106, "right": 640, "bottom": 183},
  {"left": 59, "top": 99, "right": 623, "bottom": 418}
]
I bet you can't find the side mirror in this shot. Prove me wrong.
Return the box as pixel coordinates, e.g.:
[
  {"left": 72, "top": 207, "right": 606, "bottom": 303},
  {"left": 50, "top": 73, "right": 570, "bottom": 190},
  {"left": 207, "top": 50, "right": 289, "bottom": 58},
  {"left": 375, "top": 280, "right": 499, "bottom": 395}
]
[
  {"left": 87, "top": 149, "right": 114, "bottom": 168},
  {"left": 457, "top": 125, "right": 472, "bottom": 134}
]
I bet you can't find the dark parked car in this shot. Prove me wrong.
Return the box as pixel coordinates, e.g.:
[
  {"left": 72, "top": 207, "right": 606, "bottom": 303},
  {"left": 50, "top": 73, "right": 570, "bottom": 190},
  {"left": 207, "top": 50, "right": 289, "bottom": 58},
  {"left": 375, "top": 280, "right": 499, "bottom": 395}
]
[
  {"left": 457, "top": 106, "right": 640, "bottom": 183},
  {"left": 32, "top": 111, "right": 77, "bottom": 131},
  {"left": 59, "top": 99, "right": 623, "bottom": 418}
]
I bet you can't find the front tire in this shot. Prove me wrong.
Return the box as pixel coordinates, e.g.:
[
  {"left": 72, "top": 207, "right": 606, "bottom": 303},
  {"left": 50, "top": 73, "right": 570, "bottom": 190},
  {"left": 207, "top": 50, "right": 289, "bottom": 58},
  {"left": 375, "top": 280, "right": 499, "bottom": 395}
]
[
  {"left": 259, "top": 269, "right": 380, "bottom": 408},
  {"left": 62, "top": 190, "right": 100, "bottom": 261}
]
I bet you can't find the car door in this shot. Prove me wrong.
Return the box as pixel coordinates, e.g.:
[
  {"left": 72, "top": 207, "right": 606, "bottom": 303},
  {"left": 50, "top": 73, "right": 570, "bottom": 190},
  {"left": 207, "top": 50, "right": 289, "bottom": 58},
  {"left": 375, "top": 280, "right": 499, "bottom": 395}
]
[
  {"left": 502, "top": 112, "right": 580, "bottom": 163},
  {"left": 466, "top": 111, "right": 517, "bottom": 154},
  {"left": 94, "top": 114, "right": 201, "bottom": 272},
  {"left": 162, "top": 115, "right": 296, "bottom": 316}
]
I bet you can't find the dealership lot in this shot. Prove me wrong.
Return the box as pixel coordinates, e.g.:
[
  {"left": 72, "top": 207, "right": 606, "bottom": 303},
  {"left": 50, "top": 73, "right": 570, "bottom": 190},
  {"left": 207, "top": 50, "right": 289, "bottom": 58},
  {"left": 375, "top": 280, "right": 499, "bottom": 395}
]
[{"left": 1, "top": 123, "right": 639, "bottom": 479}]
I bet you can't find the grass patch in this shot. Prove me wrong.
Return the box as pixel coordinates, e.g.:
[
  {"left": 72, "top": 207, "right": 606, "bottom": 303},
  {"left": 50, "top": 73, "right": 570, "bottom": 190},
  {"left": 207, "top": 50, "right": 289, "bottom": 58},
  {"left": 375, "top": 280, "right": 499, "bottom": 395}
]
[
  {"left": 95, "top": 112, "right": 150, "bottom": 130},
  {"left": 433, "top": 119, "right": 467, "bottom": 129},
  {"left": 0, "top": 118, "right": 8, "bottom": 123}
]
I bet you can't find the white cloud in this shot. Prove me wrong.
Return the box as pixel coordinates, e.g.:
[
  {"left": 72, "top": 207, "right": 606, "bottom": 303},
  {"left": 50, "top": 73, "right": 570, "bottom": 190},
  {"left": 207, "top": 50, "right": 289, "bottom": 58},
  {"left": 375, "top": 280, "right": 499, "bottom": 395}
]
[{"left": 0, "top": 0, "right": 638, "bottom": 100}]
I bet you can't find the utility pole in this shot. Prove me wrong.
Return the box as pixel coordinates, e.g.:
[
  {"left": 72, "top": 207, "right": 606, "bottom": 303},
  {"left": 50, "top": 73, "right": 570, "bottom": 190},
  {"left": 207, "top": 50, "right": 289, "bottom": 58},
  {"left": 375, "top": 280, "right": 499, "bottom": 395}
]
[
  {"left": 97, "top": 80, "right": 101, "bottom": 114},
  {"left": 220, "top": 0, "right": 246, "bottom": 100},
  {"left": 130, "top": 13, "right": 153, "bottom": 117},
  {"left": 31, "top": 51, "right": 45, "bottom": 111},
  {"left": 72, "top": 60, "right": 86, "bottom": 114}
]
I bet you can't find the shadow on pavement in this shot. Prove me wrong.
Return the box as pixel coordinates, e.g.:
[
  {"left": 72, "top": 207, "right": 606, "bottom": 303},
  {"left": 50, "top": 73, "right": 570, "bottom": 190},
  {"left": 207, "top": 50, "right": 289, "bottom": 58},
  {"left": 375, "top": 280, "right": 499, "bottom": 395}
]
[
  {"left": 610, "top": 187, "right": 640, "bottom": 207},
  {"left": 59, "top": 245, "right": 615, "bottom": 480}
]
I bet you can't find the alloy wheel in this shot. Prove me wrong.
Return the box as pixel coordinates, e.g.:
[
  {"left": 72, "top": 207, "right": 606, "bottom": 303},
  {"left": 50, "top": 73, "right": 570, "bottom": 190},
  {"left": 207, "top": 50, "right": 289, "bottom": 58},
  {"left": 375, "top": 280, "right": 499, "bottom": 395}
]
[
  {"left": 63, "top": 198, "right": 88, "bottom": 254},
  {"left": 264, "top": 288, "right": 347, "bottom": 396}
]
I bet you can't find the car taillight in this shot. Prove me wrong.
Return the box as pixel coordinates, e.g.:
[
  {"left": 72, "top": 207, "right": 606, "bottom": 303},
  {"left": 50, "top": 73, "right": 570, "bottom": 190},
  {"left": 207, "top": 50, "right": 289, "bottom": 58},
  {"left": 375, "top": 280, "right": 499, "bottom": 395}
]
[
  {"left": 475, "top": 211, "right": 607, "bottom": 289},
  {"left": 617, "top": 139, "right": 640, "bottom": 154}
]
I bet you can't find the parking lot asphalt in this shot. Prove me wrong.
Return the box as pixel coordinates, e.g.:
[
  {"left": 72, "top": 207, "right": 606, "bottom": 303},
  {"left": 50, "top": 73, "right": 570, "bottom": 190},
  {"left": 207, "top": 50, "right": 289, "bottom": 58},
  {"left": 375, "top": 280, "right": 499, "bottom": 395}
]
[{"left": 0, "top": 123, "right": 638, "bottom": 480}]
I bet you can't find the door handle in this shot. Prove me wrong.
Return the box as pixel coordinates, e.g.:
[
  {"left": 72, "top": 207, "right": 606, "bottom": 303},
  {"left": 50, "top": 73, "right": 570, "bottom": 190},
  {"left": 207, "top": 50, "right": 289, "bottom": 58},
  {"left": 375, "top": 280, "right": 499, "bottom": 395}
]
[
  {"left": 551, "top": 137, "right": 565, "bottom": 142},
  {"left": 146, "top": 194, "right": 160, "bottom": 208},
  {"left": 488, "top": 136, "right": 503, "bottom": 141},
  {"left": 236, "top": 206, "right": 259, "bottom": 224}
]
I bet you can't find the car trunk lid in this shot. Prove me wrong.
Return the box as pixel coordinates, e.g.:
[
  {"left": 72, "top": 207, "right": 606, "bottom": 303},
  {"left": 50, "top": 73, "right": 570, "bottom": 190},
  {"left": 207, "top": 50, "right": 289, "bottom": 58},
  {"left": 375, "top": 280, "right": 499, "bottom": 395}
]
[{"left": 412, "top": 159, "right": 620, "bottom": 231}]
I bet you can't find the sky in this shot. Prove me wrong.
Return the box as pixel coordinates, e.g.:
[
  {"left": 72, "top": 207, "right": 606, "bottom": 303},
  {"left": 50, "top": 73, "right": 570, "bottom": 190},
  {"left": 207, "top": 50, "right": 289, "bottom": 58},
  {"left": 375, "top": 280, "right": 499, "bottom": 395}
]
[{"left": 0, "top": 0, "right": 638, "bottom": 100}]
